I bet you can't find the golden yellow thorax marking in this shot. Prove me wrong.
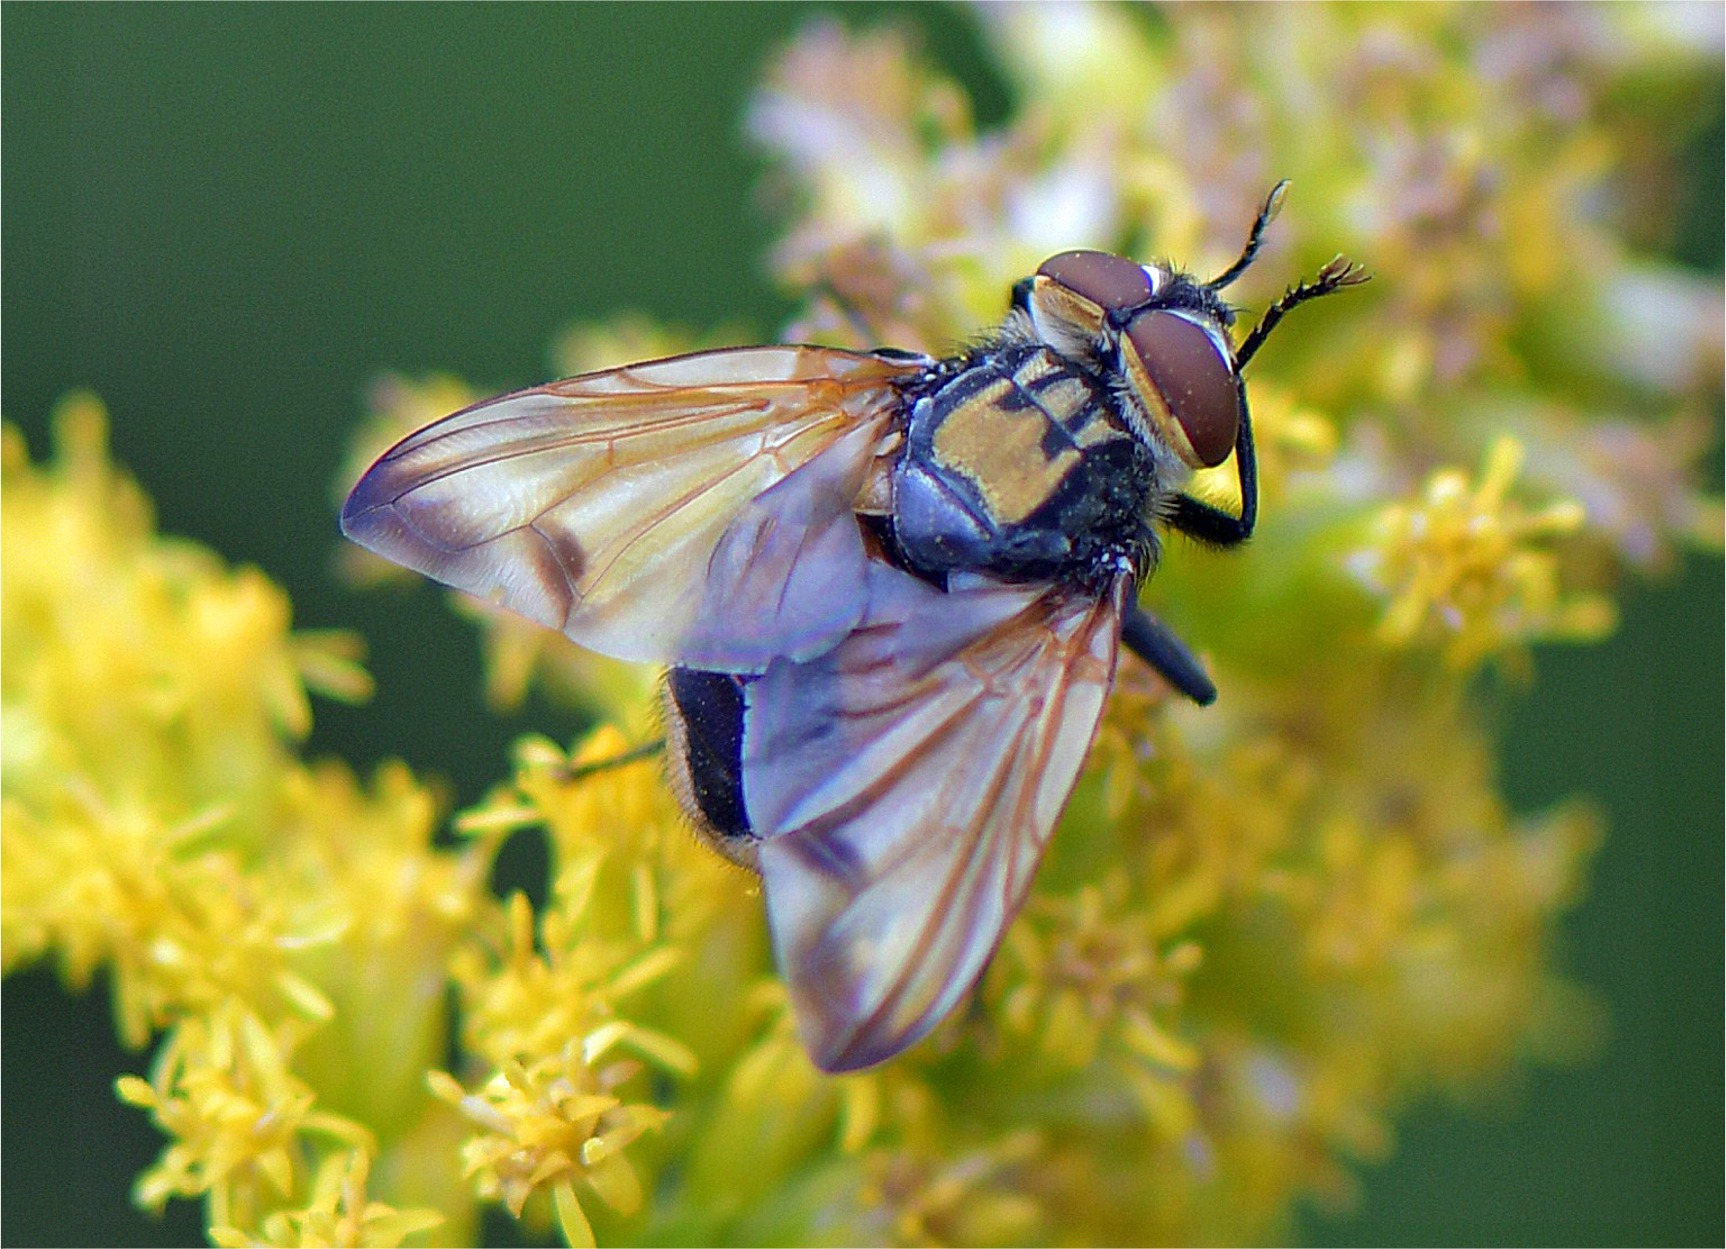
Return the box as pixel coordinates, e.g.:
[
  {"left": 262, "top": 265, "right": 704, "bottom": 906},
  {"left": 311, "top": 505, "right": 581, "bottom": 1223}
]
[
  {"left": 932, "top": 377, "right": 1081, "bottom": 525},
  {"left": 1012, "top": 356, "right": 1122, "bottom": 449}
]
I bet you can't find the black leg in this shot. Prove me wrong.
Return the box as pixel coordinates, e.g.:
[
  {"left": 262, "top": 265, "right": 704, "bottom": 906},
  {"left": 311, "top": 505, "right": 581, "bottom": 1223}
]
[
  {"left": 552, "top": 738, "right": 666, "bottom": 783},
  {"left": 1170, "top": 248, "right": 1366, "bottom": 549},
  {"left": 809, "top": 275, "right": 890, "bottom": 349},
  {"left": 1122, "top": 605, "right": 1217, "bottom": 705},
  {"left": 1165, "top": 377, "right": 1258, "bottom": 547}
]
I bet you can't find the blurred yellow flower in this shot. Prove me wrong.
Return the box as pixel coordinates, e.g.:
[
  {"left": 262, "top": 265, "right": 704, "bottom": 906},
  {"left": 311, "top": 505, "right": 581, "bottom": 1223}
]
[
  {"left": 1360, "top": 436, "right": 1617, "bottom": 673},
  {"left": 209, "top": 1150, "right": 445, "bottom": 1249}
]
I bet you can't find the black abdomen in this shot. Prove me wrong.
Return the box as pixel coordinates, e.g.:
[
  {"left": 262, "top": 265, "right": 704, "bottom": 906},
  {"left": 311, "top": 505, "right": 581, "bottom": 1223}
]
[{"left": 664, "top": 667, "right": 754, "bottom": 844}]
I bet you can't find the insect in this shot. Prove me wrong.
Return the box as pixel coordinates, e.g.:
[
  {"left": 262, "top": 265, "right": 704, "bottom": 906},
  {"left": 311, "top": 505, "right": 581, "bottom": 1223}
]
[{"left": 343, "top": 183, "right": 1366, "bottom": 1072}]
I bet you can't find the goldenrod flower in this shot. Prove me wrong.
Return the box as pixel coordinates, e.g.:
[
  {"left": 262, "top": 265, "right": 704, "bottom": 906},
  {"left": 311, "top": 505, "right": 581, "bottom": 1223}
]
[
  {"left": 5, "top": 398, "right": 485, "bottom": 1243},
  {"left": 428, "top": 1048, "right": 669, "bottom": 1249},
  {"left": 209, "top": 1150, "right": 445, "bottom": 1249},
  {"left": 1359, "top": 436, "right": 1617, "bottom": 673},
  {"left": 116, "top": 1002, "right": 373, "bottom": 1227},
  {"left": 851, "top": 1130, "right": 1045, "bottom": 1247}
]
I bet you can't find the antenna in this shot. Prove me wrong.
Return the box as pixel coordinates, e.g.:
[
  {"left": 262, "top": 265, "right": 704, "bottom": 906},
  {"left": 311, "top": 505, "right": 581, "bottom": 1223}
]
[{"left": 1208, "top": 180, "right": 1290, "bottom": 291}]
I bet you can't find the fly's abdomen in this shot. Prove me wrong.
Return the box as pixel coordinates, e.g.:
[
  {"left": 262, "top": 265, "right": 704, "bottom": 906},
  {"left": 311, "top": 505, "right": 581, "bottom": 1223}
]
[
  {"left": 662, "top": 667, "right": 761, "bottom": 867},
  {"left": 892, "top": 345, "right": 1157, "bottom": 587}
]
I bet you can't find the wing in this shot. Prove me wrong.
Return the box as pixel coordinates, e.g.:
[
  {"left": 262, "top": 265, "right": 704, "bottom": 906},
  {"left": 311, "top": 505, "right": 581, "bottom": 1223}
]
[
  {"left": 341, "top": 346, "right": 920, "bottom": 668},
  {"left": 743, "top": 563, "right": 1128, "bottom": 1072}
]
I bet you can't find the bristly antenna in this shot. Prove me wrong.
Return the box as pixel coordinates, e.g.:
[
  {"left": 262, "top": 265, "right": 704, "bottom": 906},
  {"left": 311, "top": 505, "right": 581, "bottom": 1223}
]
[
  {"left": 1208, "top": 180, "right": 1291, "bottom": 291},
  {"left": 1235, "top": 255, "right": 1372, "bottom": 370}
]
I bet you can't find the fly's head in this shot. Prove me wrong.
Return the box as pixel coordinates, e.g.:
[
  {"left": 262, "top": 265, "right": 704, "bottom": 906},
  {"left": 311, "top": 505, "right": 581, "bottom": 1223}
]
[{"left": 1011, "top": 182, "right": 1368, "bottom": 477}]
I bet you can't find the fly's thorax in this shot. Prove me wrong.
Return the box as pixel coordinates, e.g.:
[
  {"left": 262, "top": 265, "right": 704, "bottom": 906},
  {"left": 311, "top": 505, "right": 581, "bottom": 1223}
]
[{"left": 887, "top": 341, "right": 1158, "bottom": 589}]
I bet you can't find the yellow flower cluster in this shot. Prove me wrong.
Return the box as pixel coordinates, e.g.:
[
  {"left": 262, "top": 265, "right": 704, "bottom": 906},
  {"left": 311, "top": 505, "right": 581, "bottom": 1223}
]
[
  {"left": 3, "top": 398, "right": 463, "bottom": 1244},
  {"left": 207, "top": 1151, "right": 443, "bottom": 1249},
  {"left": 115, "top": 1003, "right": 375, "bottom": 1227},
  {"left": 1361, "top": 436, "right": 1617, "bottom": 674},
  {"left": 6, "top": 4, "right": 1720, "bottom": 1247},
  {"left": 426, "top": 1048, "right": 668, "bottom": 1247}
]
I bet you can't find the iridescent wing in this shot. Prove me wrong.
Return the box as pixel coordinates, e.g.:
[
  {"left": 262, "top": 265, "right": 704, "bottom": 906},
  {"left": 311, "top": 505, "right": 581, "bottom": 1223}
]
[
  {"left": 743, "top": 563, "right": 1128, "bottom": 1072},
  {"left": 341, "top": 346, "right": 920, "bottom": 669}
]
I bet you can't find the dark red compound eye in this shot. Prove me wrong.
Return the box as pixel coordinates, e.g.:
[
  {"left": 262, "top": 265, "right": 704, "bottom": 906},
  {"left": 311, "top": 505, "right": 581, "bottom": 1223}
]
[
  {"left": 1125, "top": 309, "right": 1242, "bottom": 468},
  {"left": 1036, "top": 250, "right": 1153, "bottom": 313}
]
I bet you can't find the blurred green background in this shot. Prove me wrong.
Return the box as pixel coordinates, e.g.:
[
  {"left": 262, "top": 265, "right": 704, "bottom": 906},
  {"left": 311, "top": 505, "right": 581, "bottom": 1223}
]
[{"left": 3, "top": 6, "right": 1719, "bottom": 1246}]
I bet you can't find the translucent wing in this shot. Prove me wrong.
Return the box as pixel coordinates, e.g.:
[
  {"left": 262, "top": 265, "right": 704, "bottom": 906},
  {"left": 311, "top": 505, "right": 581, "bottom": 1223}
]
[
  {"left": 744, "top": 563, "right": 1128, "bottom": 1072},
  {"left": 341, "top": 346, "right": 919, "bottom": 668}
]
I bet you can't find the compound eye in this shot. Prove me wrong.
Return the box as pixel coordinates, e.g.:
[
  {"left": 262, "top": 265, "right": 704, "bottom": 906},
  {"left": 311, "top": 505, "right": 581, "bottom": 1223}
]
[
  {"left": 1124, "top": 310, "right": 1242, "bottom": 468},
  {"left": 1036, "top": 250, "right": 1153, "bottom": 313}
]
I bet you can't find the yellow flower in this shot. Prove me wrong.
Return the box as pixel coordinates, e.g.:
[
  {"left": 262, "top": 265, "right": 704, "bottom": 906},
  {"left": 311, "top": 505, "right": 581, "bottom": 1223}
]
[
  {"left": 3, "top": 397, "right": 355, "bottom": 1042},
  {"left": 116, "top": 1002, "right": 373, "bottom": 1228},
  {"left": 995, "top": 869, "right": 1204, "bottom": 1082},
  {"left": 428, "top": 1049, "right": 669, "bottom": 1249},
  {"left": 6, "top": 398, "right": 479, "bottom": 1244},
  {"left": 210, "top": 1151, "right": 445, "bottom": 1249},
  {"left": 449, "top": 889, "right": 694, "bottom": 1079},
  {"left": 2, "top": 784, "right": 335, "bottom": 1049},
  {"left": 1358, "top": 436, "right": 1617, "bottom": 673},
  {"left": 853, "top": 1130, "right": 1046, "bottom": 1248}
]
